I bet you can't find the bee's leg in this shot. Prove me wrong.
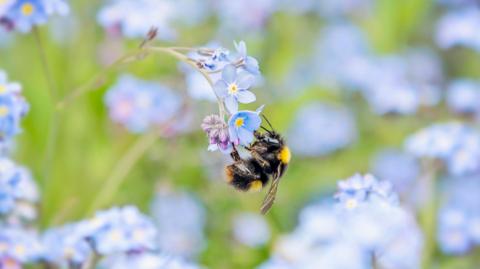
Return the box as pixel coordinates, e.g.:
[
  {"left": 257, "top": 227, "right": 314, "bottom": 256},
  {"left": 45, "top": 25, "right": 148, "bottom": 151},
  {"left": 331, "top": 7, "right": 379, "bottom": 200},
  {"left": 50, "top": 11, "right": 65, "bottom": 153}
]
[
  {"left": 230, "top": 144, "right": 241, "bottom": 161},
  {"left": 250, "top": 150, "right": 271, "bottom": 170}
]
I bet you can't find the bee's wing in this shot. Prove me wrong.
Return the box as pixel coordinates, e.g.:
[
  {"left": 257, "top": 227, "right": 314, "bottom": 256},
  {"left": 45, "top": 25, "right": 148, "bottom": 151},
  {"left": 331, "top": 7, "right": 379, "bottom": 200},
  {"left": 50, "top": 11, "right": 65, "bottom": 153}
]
[{"left": 260, "top": 165, "right": 282, "bottom": 214}]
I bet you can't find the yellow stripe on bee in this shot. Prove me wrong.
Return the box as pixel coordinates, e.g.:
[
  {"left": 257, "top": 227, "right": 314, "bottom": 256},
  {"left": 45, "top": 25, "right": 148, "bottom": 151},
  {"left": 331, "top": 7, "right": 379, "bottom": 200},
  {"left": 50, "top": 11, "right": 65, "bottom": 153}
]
[
  {"left": 278, "top": 146, "right": 291, "bottom": 164},
  {"left": 248, "top": 180, "right": 263, "bottom": 192}
]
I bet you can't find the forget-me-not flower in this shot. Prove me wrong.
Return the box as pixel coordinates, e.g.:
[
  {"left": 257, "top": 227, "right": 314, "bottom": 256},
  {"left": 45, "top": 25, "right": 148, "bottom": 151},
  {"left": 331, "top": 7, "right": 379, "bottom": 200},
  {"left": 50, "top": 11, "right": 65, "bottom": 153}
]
[
  {"left": 214, "top": 65, "right": 256, "bottom": 113},
  {"left": 228, "top": 108, "right": 262, "bottom": 146}
]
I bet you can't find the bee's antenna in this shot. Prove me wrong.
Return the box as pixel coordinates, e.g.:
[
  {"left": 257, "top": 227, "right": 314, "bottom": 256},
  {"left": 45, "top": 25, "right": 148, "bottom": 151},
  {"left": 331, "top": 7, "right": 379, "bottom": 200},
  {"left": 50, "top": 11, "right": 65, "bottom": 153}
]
[
  {"left": 261, "top": 126, "right": 273, "bottom": 134},
  {"left": 261, "top": 114, "right": 274, "bottom": 131}
]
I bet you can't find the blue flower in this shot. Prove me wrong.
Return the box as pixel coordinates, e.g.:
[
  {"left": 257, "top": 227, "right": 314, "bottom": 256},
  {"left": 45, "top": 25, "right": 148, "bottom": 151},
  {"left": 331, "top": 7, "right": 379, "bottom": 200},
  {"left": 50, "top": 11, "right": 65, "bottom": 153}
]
[
  {"left": 260, "top": 174, "right": 422, "bottom": 269},
  {"left": 0, "top": 227, "right": 42, "bottom": 263},
  {"left": 287, "top": 102, "right": 357, "bottom": 157},
  {"left": 0, "top": 158, "right": 38, "bottom": 218},
  {"left": 100, "top": 252, "right": 204, "bottom": 269},
  {"left": 41, "top": 223, "right": 92, "bottom": 266},
  {"left": 214, "top": 65, "right": 256, "bottom": 113},
  {"left": 446, "top": 79, "right": 480, "bottom": 115},
  {"left": 405, "top": 123, "right": 480, "bottom": 176},
  {"left": 436, "top": 8, "right": 480, "bottom": 51},
  {"left": 104, "top": 74, "right": 182, "bottom": 134},
  {"left": 4, "top": 0, "right": 47, "bottom": 33},
  {"left": 228, "top": 108, "right": 262, "bottom": 146},
  {"left": 371, "top": 149, "right": 420, "bottom": 194},
  {"left": 233, "top": 40, "right": 260, "bottom": 75},
  {"left": 85, "top": 206, "right": 157, "bottom": 255},
  {"left": 150, "top": 188, "right": 206, "bottom": 258},
  {"left": 232, "top": 212, "right": 270, "bottom": 247},
  {"left": 0, "top": 70, "right": 29, "bottom": 144}
]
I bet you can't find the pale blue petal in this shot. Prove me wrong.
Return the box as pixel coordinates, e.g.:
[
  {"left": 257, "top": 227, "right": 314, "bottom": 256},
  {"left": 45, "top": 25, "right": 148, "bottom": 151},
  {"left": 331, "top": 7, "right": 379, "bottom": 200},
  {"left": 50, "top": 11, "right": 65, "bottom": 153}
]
[
  {"left": 236, "top": 90, "right": 256, "bottom": 104},
  {"left": 245, "top": 56, "right": 260, "bottom": 75},
  {"left": 225, "top": 96, "right": 238, "bottom": 113},
  {"left": 214, "top": 80, "right": 228, "bottom": 98},
  {"left": 243, "top": 112, "right": 261, "bottom": 131},
  {"left": 238, "top": 127, "right": 254, "bottom": 145},
  {"left": 229, "top": 125, "right": 239, "bottom": 144},
  {"left": 235, "top": 40, "right": 247, "bottom": 57},
  {"left": 222, "top": 65, "right": 237, "bottom": 84},
  {"left": 237, "top": 73, "right": 255, "bottom": 89}
]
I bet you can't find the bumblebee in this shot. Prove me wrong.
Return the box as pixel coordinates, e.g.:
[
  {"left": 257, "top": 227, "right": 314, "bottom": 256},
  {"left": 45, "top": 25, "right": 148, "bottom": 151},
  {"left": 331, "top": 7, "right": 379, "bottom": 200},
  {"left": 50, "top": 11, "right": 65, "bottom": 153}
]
[{"left": 225, "top": 118, "right": 291, "bottom": 214}]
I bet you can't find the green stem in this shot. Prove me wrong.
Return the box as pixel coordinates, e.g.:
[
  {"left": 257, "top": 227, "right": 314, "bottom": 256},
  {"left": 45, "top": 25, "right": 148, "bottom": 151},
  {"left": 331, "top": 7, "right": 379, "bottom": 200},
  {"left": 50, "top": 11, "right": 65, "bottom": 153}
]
[
  {"left": 420, "top": 159, "right": 439, "bottom": 269},
  {"left": 33, "top": 27, "right": 61, "bottom": 187},
  {"left": 87, "top": 130, "right": 159, "bottom": 213},
  {"left": 56, "top": 48, "right": 146, "bottom": 109}
]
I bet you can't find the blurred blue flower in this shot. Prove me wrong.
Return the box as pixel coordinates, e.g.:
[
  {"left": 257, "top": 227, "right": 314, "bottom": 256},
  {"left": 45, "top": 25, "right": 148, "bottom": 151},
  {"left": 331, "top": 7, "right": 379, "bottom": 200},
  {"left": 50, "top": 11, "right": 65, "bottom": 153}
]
[
  {"left": 183, "top": 71, "right": 217, "bottom": 102},
  {"left": 371, "top": 149, "right": 420, "bottom": 194},
  {"left": 3, "top": 0, "right": 47, "bottom": 33},
  {"left": 150, "top": 188, "right": 206, "bottom": 258},
  {"left": 215, "top": 0, "right": 276, "bottom": 34},
  {"left": 214, "top": 65, "right": 256, "bottom": 113},
  {"left": 0, "top": 158, "right": 38, "bottom": 219},
  {"left": 436, "top": 8, "right": 480, "bottom": 51},
  {"left": 0, "top": 70, "right": 29, "bottom": 144},
  {"left": 104, "top": 74, "right": 182, "bottom": 133},
  {"left": 97, "top": 0, "right": 209, "bottom": 40},
  {"left": 437, "top": 176, "right": 480, "bottom": 255},
  {"left": 232, "top": 212, "right": 270, "bottom": 247},
  {"left": 100, "top": 252, "right": 204, "bottom": 269},
  {"left": 86, "top": 206, "right": 157, "bottom": 255},
  {"left": 42, "top": 223, "right": 92, "bottom": 266},
  {"left": 260, "top": 173, "right": 422, "bottom": 269},
  {"left": 228, "top": 109, "right": 262, "bottom": 146},
  {"left": 1, "top": 0, "right": 69, "bottom": 33},
  {"left": 405, "top": 123, "right": 480, "bottom": 176},
  {"left": 287, "top": 102, "right": 357, "bottom": 157},
  {"left": 0, "top": 226, "right": 42, "bottom": 263},
  {"left": 446, "top": 79, "right": 480, "bottom": 116},
  {"left": 316, "top": 0, "right": 372, "bottom": 19}
]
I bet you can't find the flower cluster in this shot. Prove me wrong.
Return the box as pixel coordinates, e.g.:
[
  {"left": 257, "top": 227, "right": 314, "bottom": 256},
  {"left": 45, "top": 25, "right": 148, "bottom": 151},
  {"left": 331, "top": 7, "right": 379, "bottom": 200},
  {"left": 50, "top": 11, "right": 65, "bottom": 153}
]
[
  {"left": 371, "top": 149, "right": 420, "bottom": 194},
  {"left": 314, "top": 23, "right": 442, "bottom": 115},
  {"left": 0, "top": 70, "right": 29, "bottom": 147},
  {"left": 446, "top": 79, "right": 480, "bottom": 117},
  {"left": 436, "top": 7, "right": 480, "bottom": 52},
  {"left": 437, "top": 176, "right": 480, "bottom": 255},
  {"left": 405, "top": 123, "right": 480, "bottom": 176},
  {"left": 287, "top": 102, "right": 357, "bottom": 157},
  {"left": 0, "top": 226, "right": 42, "bottom": 264},
  {"left": 259, "top": 174, "right": 423, "bottom": 269},
  {"left": 232, "top": 212, "right": 270, "bottom": 247},
  {"left": 97, "top": 0, "right": 208, "bottom": 40},
  {"left": 197, "top": 41, "right": 264, "bottom": 151},
  {"left": 150, "top": 188, "right": 206, "bottom": 258},
  {"left": 104, "top": 74, "right": 182, "bottom": 134},
  {"left": 42, "top": 206, "right": 157, "bottom": 266},
  {"left": 0, "top": 0, "right": 69, "bottom": 33},
  {"left": 100, "top": 252, "right": 203, "bottom": 269},
  {"left": 0, "top": 157, "right": 39, "bottom": 222}
]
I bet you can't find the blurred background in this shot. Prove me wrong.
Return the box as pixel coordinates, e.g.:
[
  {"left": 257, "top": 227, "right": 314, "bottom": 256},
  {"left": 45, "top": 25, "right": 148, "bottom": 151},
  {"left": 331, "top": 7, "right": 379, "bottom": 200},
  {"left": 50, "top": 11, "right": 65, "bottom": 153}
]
[{"left": 2, "top": 0, "right": 480, "bottom": 268}]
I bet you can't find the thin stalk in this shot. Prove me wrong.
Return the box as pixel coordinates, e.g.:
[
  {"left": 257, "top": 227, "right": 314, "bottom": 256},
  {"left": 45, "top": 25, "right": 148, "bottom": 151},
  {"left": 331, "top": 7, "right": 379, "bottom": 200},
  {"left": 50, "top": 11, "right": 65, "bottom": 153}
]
[
  {"left": 88, "top": 130, "right": 159, "bottom": 213},
  {"left": 56, "top": 48, "right": 146, "bottom": 109},
  {"left": 33, "top": 27, "right": 61, "bottom": 186},
  {"left": 420, "top": 159, "right": 440, "bottom": 269},
  {"left": 146, "top": 46, "right": 227, "bottom": 121}
]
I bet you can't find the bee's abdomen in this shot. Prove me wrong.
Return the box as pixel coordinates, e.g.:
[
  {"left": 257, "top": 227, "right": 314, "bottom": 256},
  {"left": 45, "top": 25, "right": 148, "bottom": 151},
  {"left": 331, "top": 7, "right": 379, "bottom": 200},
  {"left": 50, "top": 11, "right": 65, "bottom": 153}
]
[{"left": 225, "top": 161, "right": 269, "bottom": 192}]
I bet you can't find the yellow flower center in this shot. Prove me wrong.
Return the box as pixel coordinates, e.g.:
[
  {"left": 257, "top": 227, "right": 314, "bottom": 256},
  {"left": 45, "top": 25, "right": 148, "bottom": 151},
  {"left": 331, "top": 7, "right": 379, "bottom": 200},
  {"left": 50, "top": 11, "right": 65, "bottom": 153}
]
[
  {"left": 228, "top": 83, "right": 238, "bottom": 94},
  {"left": 345, "top": 198, "right": 358, "bottom": 209},
  {"left": 0, "top": 85, "right": 6, "bottom": 94},
  {"left": 234, "top": 117, "right": 244, "bottom": 127},
  {"left": 0, "top": 106, "right": 9, "bottom": 117},
  {"left": 14, "top": 244, "right": 26, "bottom": 256},
  {"left": 21, "top": 3, "right": 35, "bottom": 16}
]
